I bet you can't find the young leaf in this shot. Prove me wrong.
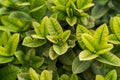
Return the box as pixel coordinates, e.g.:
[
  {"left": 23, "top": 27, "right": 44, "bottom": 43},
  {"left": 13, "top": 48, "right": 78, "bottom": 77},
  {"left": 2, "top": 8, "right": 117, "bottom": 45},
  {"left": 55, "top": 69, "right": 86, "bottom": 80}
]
[
  {"left": 110, "top": 17, "right": 120, "bottom": 40},
  {"left": 76, "top": 24, "right": 91, "bottom": 49},
  {"left": 40, "top": 70, "right": 52, "bottom": 80},
  {"left": 6, "top": 33, "right": 19, "bottom": 56},
  {"left": 109, "top": 34, "right": 120, "bottom": 44},
  {"left": 96, "top": 52, "right": 120, "bottom": 66},
  {"left": 72, "top": 56, "right": 91, "bottom": 74},
  {"left": 105, "top": 70, "right": 117, "bottom": 80},
  {"left": 82, "top": 33, "right": 99, "bottom": 53},
  {"left": 97, "top": 44, "right": 113, "bottom": 54},
  {"left": 93, "top": 24, "right": 109, "bottom": 45},
  {"left": 0, "top": 56, "right": 14, "bottom": 64},
  {"left": 46, "top": 35, "right": 58, "bottom": 44},
  {"left": 66, "top": 16, "right": 77, "bottom": 26},
  {"left": 59, "top": 74, "right": 69, "bottom": 80},
  {"left": 96, "top": 75, "right": 105, "bottom": 80},
  {"left": 53, "top": 42, "right": 69, "bottom": 55},
  {"left": 79, "top": 50, "right": 98, "bottom": 61},
  {"left": 47, "top": 17, "right": 63, "bottom": 35},
  {"left": 1, "top": 16, "right": 24, "bottom": 32},
  {"left": 61, "top": 30, "right": 71, "bottom": 42},
  {"left": 70, "top": 74, "right": 78, "bottom": 80},
  {"left": 49, "top": 47, "right": 59, "bottom": 60},
  {"left": 29, "top": 68, "right": 39, "bottom": 80},
  {"left": 22, "top": 36, "right": 46, "bottom": 47}
]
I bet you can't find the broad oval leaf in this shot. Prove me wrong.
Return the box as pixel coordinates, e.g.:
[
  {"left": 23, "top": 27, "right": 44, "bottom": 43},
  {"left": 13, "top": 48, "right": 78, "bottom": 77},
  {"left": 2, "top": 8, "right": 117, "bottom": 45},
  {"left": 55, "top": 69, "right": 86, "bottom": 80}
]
[
  {"left": 72, "top": 56, "right": 91, "bottom": 74},
  {"left": 109, "top": 34, "right": 120, "bottom": 44},
  {"left": 93, "top": 24, "right": 109, "bottom": 45},
  {"left": 66, "top": 16, "right": 77, "bottom": 26},
  {"left": 5, "top": 33, "right": 20, "bottom": 56},
  {"left": 40, "top": 70, "right": 52, "bottom": 80},
  {"left": 110, "top": 17, "right": 120, "bottom": 40},
  {"left": 22, "top": 36, "right": 46, "bottom": 47},
  {"left": 0, "top": 56, "right": 14, "bottom": 64},
  {"left": 47, "top": 17, "right": 63, "bottom": 35},
  {"left": 105, "top": 70, "right": 117, "bottom": 80},
  {"left": 49, "top": 47, "right": 59, "bottom": 60},
  {"left": 79, "top": 50, "right": 98, "bottom": 61},
  {"left": 76, "top": 24, "right": 91, "bottom": 49},
  {"left": 59, "top": 74, "right": 69, "bottom": 80},
  {"left": 53, "top": 43, "right": 69, "bottom": 55},
  {"left": 70, "top": 74, "right": 78, "bottom": 80},
  {"left": 96, "top": 52, "right": 120, "bottom": 66},
  {"left": 82, "top": 33, "right": 99, "bottom": 53},
  {"left": 61, "top": 30, "right": 71, "bottom": 42},
  {"left": 29, "top": 68, "right": 39, "bottom": 80},
  {"left": 96, "top": 75, "right": 105, "bottom": 80},
  {"left": 46, "top": 35, "right": 58, "bottom": 44}
]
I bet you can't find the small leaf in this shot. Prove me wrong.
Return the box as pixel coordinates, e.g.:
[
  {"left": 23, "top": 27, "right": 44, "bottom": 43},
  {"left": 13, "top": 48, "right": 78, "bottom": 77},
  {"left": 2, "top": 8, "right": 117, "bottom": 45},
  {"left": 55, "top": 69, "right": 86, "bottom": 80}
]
[
  {"left": 49, "top": 47, "right": 59, "bottom": 60},
  {"left": 47, "top": 17, "right": 63, "bottom": 35},
  {"left": 97, "top": 44, "right": 113, "bottom": 54},
  {"left": 9, "top": 11, "right": 33, "bottom": 21},
  {"left": 72, "top": 56, "right": 91, "bottom": 74},
  {"left": 94, "top": 24, "right": 109, "bottom": 45},
  {"left": 6, "top": 33, "right": 19, "bottom": 56},
  {"left": 22, "top": 36, "right": 46, "bottom": 47},
  {"left": 79, "top": 50, "right": 98, "bottom": 61},
  {"left": 70, "top": 74, "right": 78, "bottom": 80},
  {"left": 105, "top": 70, "right": 117, "bottom": 80},
  {"left": 40, "top": 70, "right": 51, "bottom": 80},
  {"left": 82, "top": 33, "right": 99, "bottom": 53},
  {"left": 76, "top": 24, "right": 91, "bottom": 49},
  {"left": 109, "top": 34, "right": 120, "bottom": 44},
  {"left": 59, "top": 74, "right": 69, "bottom": 80},
  {"left": 46, "top": 35, "right": 58, "bottom": 44},
  {"left": 29, "top": 68, "right": 39, "bottom": 80},
  {"left": 96, "top": 52, "right": 120, "bottom": 66},
  {"left": 53, "top": 43, "right": 69, "bottom": 55},
  {"left": 96, "top": 75, "right": 105, "bottom": 80},
  {"left": 61, "top": 30, "right": 71, "bottom": 42},
  {"left": 0, "top": 56, "right": 14, "bottom": 64},
  {"left": 66, "top": 16, "right": 77, "bottom": 26}
]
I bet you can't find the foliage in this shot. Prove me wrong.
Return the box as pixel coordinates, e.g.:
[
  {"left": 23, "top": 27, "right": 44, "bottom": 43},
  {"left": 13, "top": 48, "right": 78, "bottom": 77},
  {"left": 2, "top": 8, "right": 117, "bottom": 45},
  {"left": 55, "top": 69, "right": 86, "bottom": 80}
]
[{"left": 0, "top": 0, "right": 120, "bottom": 80}]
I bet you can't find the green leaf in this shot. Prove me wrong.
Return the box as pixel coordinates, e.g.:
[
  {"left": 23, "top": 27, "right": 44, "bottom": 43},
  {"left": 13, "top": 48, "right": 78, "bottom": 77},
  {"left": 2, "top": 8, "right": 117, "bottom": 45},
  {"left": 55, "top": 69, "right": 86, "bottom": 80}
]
[
  {"left": 110, "top": 17, "right": 120, "bottom": 40},
  {"left": 15, "top": 50, "right": 25, "bottom": 65},
  {"left": 79, "top": 50, "right": 98, "bottom": 61},
  {"left": 77, "top": 0, "right": 94, "bottom": 9},
  {"left": 61, "top": 30, "right": 71, "bottom": 42},
  {"left": 49, "top": 47, "right": 59, "bottom": 60},
  {"left": 29, "top": 68, "right": 39, "bottom": 80},
  {"left": 93, "top": 24, "right": 109, "bottom": 45},
  {"left": 72, "top": 56, "right": 91, "bottom": 74},
  {"left": 29, "top": 0, "right": 46, "bottom": 21},
  {"left": 97, "top": 44, "right": 113, "bottom": 54},
  {"left": 91, "top": 5, "right": 109, "bottom": 19},
  {"left": 105, "top": 70, "right": 117, "bottom": 80},
  {"left": 82, "top": 33, "right": 99, "bottom": 53},
  {"left": 70, "top": 74, "right": 78, "bottom": 80},
  {"left": 76, "top": 24, "right": 91, "bottom": 49},
  {"left": 47, "top": 17, "right": 63, "bottom": 35},
  {"left": 109, "top": 34, "right": 120, "bottom": 44},
  {"left": 0, "top": 65, "right": 20, "bottom": 80},
  {"left": 9, "top": 11, "right": 33, "bottom": 21},
  {"left": 66, "top": 16, "right": 77, "bottom": 26},
  {"left": 53, "top": 42, "right": 69, "bottom": 55},
  {"left": 59, "top": 74, "right": 69, "bottom": 80},
  {"left": 5, "top": 33, "right": 19, "bottom": 56},
  {"left": 96, "top": 52, "right": 120, "bottom": 66},
  {"left": 0, "top": 56, "right": 14, "bottom": 64},
  {"left": 22, "top": 36, "right": 46, "bottom": 47},
  {"left": 40, "top": 70, "right": 52, "bottom": 80},
  {"left": 59, "top": 49, "right": 75, "bottom": 65},
  {"left": 46, "top": 35, "right": 58, "bottom": 44},
  {"left": 53, "top": 0, "right": 68, "bottom": 6},
  {"left": 96, "top": 75, "right": 105, "bottom": 80}
]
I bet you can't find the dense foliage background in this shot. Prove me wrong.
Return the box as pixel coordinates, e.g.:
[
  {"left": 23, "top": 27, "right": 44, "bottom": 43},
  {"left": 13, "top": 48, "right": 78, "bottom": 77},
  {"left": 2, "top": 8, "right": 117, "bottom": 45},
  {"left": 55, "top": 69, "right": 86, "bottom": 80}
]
[{"left": 0, "top": 0, "right": 120, "bottom": 80}]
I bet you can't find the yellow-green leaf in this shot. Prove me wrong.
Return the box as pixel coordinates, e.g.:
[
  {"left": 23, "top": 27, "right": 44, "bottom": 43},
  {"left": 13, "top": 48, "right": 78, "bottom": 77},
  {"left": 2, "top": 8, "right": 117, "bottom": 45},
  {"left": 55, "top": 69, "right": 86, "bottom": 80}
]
[
  {"left": 96, "top": 75, "right": 105, "bottom": 80},
  {"left": 109, "top": 34, "right": 120, "bottom": 44},
  {"left": 79, "top": 50, "right": 98, "bottom": 61},
  {"left": 29, "top": 68, "right": 39, "bottom": 80},
  {"left": 94, "top": 24, "right": 109, "bottom": 45},
  {"left": 0, "top": 56, "right": 14, "bottom": 64},
  {"left": 49, "top": 47, "right": 59, "bottom": 60},
  {"left": 66, "top": 16, "right": 77, "bottom": 26},
  {"left": 40, "top": 70, "right": 52, "bottom": 80},
  {"left": 105, "top": 70, "right": 117, "bottom": 80}
]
